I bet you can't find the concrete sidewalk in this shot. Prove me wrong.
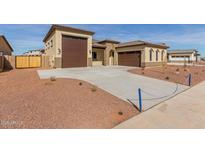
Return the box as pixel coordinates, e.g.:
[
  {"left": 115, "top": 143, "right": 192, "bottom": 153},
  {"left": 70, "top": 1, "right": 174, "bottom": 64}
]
[{"left": 114, "top": 81, "right": 205, "bottom": 128}]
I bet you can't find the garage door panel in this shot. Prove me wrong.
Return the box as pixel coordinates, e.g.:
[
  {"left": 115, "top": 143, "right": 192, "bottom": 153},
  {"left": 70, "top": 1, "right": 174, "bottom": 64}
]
[
  {"left": 62, "top": 36, "right": 87, "bottom": 68},
  {"left": 118, "top": 51, "right": 141, "bottom": 67}
]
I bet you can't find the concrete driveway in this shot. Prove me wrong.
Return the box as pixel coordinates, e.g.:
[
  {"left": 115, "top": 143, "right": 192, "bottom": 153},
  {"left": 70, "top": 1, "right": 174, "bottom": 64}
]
[{"left": 37, "top": 66, "right": 188, "bottom": 110}]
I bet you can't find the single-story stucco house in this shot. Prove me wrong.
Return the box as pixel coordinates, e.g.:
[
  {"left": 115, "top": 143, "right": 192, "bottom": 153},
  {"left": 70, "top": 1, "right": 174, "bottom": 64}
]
[
  {"left": 168, "top": 49, "right": 200, "bottom": 63},
  {"left": 43, "top": 25, "right": 169, "bottom": 68},
  {"left": 0, "top": 35, "right": 13, "bottom": 72}
]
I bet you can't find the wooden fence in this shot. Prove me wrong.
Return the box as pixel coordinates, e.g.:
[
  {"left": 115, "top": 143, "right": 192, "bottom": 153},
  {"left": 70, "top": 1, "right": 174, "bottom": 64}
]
[{"left": 15, "top": 55, "right": 41, "bottom": 69}]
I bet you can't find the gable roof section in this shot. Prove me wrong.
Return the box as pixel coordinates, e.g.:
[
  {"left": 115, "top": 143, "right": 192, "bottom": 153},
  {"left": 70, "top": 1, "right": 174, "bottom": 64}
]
[
  {"left": 43, "top": 24, "right": 95, "bottom": 42},
  {"left": 117, "top": 40, "right": 169, "bottom": 49},
  {"left": 0, "top": 35, "right": 13, "bottom": 52}
]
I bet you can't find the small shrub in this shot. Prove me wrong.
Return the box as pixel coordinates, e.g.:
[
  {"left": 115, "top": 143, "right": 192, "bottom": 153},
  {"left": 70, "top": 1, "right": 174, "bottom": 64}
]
[
  {"left": 118, "top": 111, "right": 123, "bottom": 115},
  {"left": 202, "top": 69, "right": 205, "bottom": 72},
  {"left": 184, "top": 68, "right": 189, "bottom": 72},
  {"left": 79, "top": 82, "right": 83, "bottom": 86},
  {"left": 91, "top": 86, "right": 97, "bottom": 92},
  {"left": 176, "top": 68, "right": 180, "bottom": 72},
  {"left": 195, "top": 72, "right": 199, "bottom": 75},
  {"left": 165, "top": 76, "right": 170, "bottom": 80},
  {"left": 45, "top": 82, "right": 53, "bottom": 86},
  {"left": 50, "top": 76, "right": 56, "bottom": 81},
  {"left": 141, "top": 66, "right": 145, "bottom": 74}
]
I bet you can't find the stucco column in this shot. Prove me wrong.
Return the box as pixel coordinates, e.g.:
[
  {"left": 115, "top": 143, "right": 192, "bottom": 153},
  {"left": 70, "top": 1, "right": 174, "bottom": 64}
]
[{"left": 114, "top": 51, "right": 118, "bottom": 65}]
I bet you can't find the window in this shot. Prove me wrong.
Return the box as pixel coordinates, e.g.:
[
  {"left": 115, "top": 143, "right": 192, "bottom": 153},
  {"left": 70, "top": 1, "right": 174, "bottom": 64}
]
[
  {"left": 50, "top": 40, "right": 53, "bottom": 48},
  {"left": 161, "top": 50, "right": 164, "bottom": 61},
  {"left": 149, "top": 49, "right": 153, "bottom": 61},
  {"left": 47, "top": 42, "right": 50, "bottom": 49},
  {"left": 156, "top": 50, "right": 159, "bottom": 61},
  {"left": 92, "top": 52, "right": 97, "bottom": 61}
]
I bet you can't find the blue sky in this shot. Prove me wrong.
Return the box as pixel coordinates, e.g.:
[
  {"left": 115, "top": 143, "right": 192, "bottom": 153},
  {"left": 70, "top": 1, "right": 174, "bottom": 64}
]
[{"left": 0, "top": 24, "right": 205, "bottom": 56}]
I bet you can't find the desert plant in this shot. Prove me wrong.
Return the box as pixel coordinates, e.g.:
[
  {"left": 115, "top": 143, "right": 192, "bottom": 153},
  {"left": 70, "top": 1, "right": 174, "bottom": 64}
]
[
  {"left": 176, "top": 68, "right": 180, "bottom": 72},
  {"left": 91, "top": 86, "right": 97, "bottom": 92},
  {"left": 44, "top": 82, "right": 53, "bottom": 86},
  {"left": 50, "top": 76, "right": 56, "bottom": 81},
  {"left": 165, "top": 76, "right": 170, "bottom": 80},
  {"left": 118, "top": 111, "right": 123, "bottom": 115},
  {"left": 184, "top": 68, "right": 189, "bottom": 72},
  {"left": 141, "top": 66, "right": 145, "bottom": 74},
  {"left": 79, "top": 82, "right": 83, "bottom": 86}
]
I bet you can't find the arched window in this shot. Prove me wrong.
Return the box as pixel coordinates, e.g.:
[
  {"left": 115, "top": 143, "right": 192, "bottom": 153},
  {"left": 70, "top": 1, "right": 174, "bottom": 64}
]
[
  {"left": 149, "top": 49, "right": 153, "bottom": 61},
  {"left": 161, "top": 50, "right": 164, "bottom": 61},
  {"left": 156, "top": 49, "right": 159, "bottom": 61}
]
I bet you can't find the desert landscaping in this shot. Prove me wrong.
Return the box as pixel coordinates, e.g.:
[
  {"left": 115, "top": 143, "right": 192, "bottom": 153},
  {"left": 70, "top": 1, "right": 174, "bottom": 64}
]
[
  {"left": 1, "top": 24, "right": 205, "bottom": 129},
  {"left": 129, "top": 65, "right": 205, "bottom": 86},
  {"left": 0, "top": 69, "right": 138, "bottom": 128}
]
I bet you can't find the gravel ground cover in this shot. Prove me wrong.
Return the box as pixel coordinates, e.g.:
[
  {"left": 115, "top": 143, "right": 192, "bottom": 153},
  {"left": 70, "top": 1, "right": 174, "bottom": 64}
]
[
  {"left": 129, "top": 65, "right": 205, "bottom": 86},
  {"left": 0, "top": 69, "right": 138, "bottom": 128}
]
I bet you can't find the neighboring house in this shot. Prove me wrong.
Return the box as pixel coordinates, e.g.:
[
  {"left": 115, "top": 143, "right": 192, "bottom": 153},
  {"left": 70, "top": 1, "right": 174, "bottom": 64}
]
[
  {"left": 168, "top": 49, "right": 200, "bottom": 63},
  {"left": 24, "top": 49, "right": 45, "bottom": 56},
  {"left": 0, "top": 35, "right": 13, "bottom": 55},
  {"left": 43, "top": 25, "right": 169, "bottom": 68},
  {"left": 0, "top": 35, "right": 13, "bottom": 72},
  {"left": 201, "top": 57, "right": 205, "bottom": 61}
]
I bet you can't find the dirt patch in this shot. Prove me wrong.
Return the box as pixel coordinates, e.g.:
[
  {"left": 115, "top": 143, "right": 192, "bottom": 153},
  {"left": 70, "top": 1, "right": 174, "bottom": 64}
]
[
  {"left": 0, "top": 69, "right": 138, "bottom": 128},
  {"left": 129, "top": 65, "right": 205, "bottom": 86}
]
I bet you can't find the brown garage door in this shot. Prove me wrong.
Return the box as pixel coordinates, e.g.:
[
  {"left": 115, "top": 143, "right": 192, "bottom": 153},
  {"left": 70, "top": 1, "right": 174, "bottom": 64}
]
[
  {"left": 62, "top": 35, "right": 87, "bottom": 68},
  {"left": 118, "top": 51, "right": 141, "bottom": 67}
]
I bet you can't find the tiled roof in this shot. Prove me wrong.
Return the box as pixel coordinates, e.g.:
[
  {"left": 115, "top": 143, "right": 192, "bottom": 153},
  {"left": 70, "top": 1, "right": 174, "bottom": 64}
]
[
  {"left": 92, "top": 42, "right": 106, "bottom": 48},
  {"left": 97, "top": 39, "right": 120, "bottom": 44},
  {"left": 168, "top": 49, "right": 198, "bottom": 54},
  {"left": 117, "top": 40, "right": 169, "bottom": 48}
]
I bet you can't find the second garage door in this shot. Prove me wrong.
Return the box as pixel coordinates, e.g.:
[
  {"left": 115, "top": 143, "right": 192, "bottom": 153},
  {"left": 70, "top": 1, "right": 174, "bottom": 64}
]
[
  {"left": 62, "top": 35, "right": 87, "bottom": 68},
  {"left": 118, "top": 51, "right": 141, "bottom": 67}
]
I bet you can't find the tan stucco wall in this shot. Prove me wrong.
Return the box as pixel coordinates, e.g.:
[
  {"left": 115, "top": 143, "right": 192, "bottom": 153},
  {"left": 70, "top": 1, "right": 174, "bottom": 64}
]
[
  {"left": 116, "top": 45, "right": 145, "bottom": 53},
  {"left": 44, "top": 29, "right": 93, "bottom": 68},
  {"left": 44, "top": 31, "right": 57, "bottom": 68},
  {"left": 92, "top": 48, "right": 104, "bottom": 62},
  {"left": 144, "top": 47, "right": 167, "bottom": 63},
  {"left": 103, "top": 43, "right": 118, "bottom": 66}
]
